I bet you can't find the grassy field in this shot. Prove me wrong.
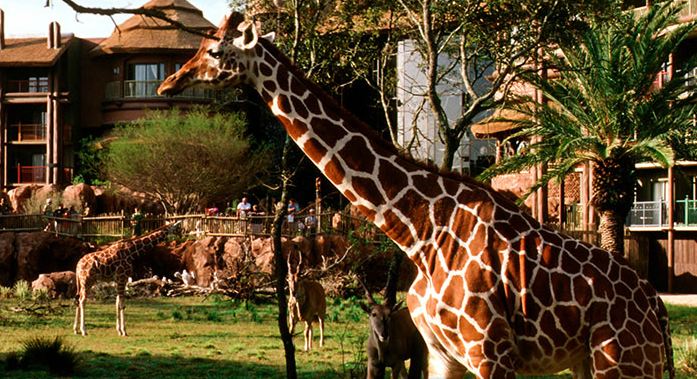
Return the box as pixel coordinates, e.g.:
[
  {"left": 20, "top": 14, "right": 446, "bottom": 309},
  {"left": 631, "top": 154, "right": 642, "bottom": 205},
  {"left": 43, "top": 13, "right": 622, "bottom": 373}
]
[{"left": 0, "top": 293, "right": 695, "bottom": 378}]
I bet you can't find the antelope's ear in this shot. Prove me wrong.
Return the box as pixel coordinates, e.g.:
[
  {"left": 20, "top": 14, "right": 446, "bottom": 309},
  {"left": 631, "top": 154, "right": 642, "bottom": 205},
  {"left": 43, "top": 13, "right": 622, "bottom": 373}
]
[
  {"left": 360, "top": 302, "right": 371, "bottom": 314},
  {"left": 262, "top": 32, "right": 275, "bottom": 43},
  {"left": 234, "top": 20, "right": 258, "bottom": 50},
  {"left": 390, "top": 300, "right": 404, "bottom": 313}
]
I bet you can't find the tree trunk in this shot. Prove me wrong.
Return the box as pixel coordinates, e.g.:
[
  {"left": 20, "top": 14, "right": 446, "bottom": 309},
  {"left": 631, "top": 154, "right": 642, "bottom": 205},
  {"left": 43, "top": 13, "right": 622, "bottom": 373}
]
[
  {"left": 590, "top": 157, "right": 635, "bottom": 257},
  {"left": 440, "top": 130, "right": 460, "bottom": 172},
  {"left": 273, "top": 137, "right": 296, "bottom": 379},
  {"left": 598, "top": 210, "right": 624, "bottom": 256}
]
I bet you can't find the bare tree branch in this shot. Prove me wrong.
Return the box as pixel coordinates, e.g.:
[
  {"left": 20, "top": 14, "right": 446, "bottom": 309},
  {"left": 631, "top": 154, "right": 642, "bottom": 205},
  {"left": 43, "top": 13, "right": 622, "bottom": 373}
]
[{"left": 58, "top": 0, "right": 218, "bottom": 39}]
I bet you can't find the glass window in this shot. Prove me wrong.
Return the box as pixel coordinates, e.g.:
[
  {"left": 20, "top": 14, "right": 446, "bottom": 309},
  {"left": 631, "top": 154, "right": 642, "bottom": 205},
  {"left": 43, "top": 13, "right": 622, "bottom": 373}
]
[{"left": 126, "top": 63, "right": 166, "bottom": 97}]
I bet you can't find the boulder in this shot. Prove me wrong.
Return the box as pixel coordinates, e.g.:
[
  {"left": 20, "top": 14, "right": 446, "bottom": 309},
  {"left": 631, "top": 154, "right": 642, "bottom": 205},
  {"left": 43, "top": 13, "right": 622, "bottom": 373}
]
[
  {"left": 15, "top": 232, "right": 89, "bottom": 283},
  {"left": 251, "top": 237, "right": 274, "bottom": 274},
  {"left": 133, "top": 240, "right": 186, "bottom": 281},
  {"left": 31, "top": 271, "right": 76, "bottom": 299},
  {"left": 8, "top": 185, "right": 38, "bottom": 214},
  {"left": 219, "top": 237, "right": 246, "bottom": 279},
  {"left": 93, "top": 185, "right": 163, "bottom": 215},
  {"left": 181, "top": 236, "right": 217, "bottom": 287},
  {"left": 0, "top": 233, "right": 16, "bottom": 286},
  {"left": 62, "top": 183, "right": 96, "bottom": 215}
]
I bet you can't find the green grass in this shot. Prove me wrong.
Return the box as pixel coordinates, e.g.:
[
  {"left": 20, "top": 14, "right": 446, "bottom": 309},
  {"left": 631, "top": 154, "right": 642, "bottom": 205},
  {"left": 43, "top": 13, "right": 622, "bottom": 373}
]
[{"left": 0, "top": 297, "right": 695, "bottom": 378}]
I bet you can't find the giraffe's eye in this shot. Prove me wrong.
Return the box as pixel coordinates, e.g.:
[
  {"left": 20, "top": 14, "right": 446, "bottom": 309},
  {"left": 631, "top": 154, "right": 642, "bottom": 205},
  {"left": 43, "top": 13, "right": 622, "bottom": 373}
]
[{"left": 208, "top": 48, "right": 223, "bottom": 59}]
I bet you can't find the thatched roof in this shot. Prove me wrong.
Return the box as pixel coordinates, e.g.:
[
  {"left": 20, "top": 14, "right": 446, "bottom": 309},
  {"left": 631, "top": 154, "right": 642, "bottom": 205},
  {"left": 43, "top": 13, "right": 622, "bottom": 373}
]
[
  {"left": 471, "top": 108, "right": 527, "bottom": 139},
  {"left": 0, "top": 36, "right": 73, "bottom": 67},
  {"left": 90, "top": 0, "right": 216, "bottom": 56}
]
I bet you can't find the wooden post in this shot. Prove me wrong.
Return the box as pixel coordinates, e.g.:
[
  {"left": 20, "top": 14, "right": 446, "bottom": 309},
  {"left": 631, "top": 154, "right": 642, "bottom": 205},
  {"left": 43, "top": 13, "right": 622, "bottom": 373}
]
[{"left": 667, "top": 165, "right": 674, "bottom": 293}]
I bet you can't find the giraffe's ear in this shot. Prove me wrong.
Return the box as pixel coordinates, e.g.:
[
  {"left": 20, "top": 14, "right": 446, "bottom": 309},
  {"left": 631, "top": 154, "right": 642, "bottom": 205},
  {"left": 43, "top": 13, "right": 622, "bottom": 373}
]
[
  {"left": 261, "top": 32, "right": 275, "bottom": 43},
  {"left": 234, "top": 20, "right": 258, "bottom": 50}
]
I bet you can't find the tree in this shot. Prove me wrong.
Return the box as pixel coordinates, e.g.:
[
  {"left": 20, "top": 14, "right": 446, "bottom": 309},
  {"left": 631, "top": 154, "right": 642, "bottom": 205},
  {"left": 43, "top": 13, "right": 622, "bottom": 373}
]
[
  {"left": 105, "top": 108, "right": 270, "bottom": 214},
  {"left": 480, "top": 2, "right": 697, "bottom": 255},
  {"left": 381, "top": 0, "right": 619, "bottom": 170}
]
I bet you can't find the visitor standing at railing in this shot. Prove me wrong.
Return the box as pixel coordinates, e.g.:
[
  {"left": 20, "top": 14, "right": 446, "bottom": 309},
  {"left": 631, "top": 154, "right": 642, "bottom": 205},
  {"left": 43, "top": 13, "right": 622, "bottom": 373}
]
[
  {"left": 42, "top": 198, "right": 53, "bottom": 232},
  {"left": 131, "top": 207, "right": 143, "bottom": 237},
  {"left": 287, "top": 198, "right": 299, "bottom": 233},
  {"left": 237, "top": 196, "right": 251, "bottom": 218}
]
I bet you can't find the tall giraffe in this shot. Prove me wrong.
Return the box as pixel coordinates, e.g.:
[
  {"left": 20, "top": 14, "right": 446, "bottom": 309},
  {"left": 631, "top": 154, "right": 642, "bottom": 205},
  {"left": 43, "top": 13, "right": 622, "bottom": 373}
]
[
  {"left": 73, "top": 222, "right": 181, "bottom": 336},
  {"left": 158, "top": 14, "right": 673, "bottom": 378}
]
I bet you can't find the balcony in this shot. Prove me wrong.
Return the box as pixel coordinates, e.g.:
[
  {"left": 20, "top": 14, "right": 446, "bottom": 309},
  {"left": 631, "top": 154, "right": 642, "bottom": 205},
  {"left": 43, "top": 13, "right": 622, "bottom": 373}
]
[
  {"left": 14, "top": 165, "right": 72, "bottom": 185},
  {"left": 16, "top": 165, "right": 46, "bottom": 184},
  {"left": 8, "top": 123, "right": 46, "bottom": 142},
  {"left": 627, "top": 199, "right": 697, "bottom": 228},
  {"left": 105, "top": 80, "right": 219, "bottom": 100},
  {"left": 680, "top": 0, "right": 697, "bottom": 19},
  {"left": 6, "top": 78, "right": 49, "bottom": 93}
]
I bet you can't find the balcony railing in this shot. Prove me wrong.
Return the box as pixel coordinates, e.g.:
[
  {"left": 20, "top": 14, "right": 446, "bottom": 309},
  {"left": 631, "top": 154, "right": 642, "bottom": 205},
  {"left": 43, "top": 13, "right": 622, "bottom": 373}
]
[
  {"left": 15, "top": 165, "right": 73, "bottom": 184},
  {"left": 105, "top": 80, "right": 219, "bottom": 100},
  {"left": 9, "top": 123, "right": 46, "bottom": 142},
  {"left": 16, "top": 165, "right": 46, "bottom": 184},
  {"left": 680, "top": 0, "right": 697, "bottom": 18},
  {"left": 627, "top": 199, "right": 697, "bottom": 228},
  {"left": 6, "top": 78, "right": 49, "bottom": 93}
]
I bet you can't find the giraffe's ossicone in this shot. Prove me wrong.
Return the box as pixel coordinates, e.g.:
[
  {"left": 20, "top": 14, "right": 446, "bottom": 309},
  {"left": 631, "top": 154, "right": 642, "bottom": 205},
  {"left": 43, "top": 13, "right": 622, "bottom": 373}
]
[{"left": 158, "top": 14, "right": 674, "bottom": 379}]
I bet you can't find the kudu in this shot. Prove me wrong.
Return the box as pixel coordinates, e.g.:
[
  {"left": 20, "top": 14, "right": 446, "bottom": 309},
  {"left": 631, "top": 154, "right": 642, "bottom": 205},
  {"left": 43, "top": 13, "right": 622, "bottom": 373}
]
[
  {"left": 287, "top": 250, "right": 326, "bottom": 351},
  {"left": 360, "top": 280, "right": 428, "bottom": 379}
]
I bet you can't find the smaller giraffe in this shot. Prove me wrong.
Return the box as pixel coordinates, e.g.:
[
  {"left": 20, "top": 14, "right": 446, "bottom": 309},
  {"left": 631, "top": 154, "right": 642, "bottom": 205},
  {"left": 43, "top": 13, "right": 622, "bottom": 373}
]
[{"left": 73, "top": 221, "right": 181, "bottom": 336}]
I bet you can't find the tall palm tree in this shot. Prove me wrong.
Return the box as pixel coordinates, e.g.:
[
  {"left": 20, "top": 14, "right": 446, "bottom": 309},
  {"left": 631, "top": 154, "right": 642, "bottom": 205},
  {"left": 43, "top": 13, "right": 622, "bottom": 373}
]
[{"left": 480, "top": 2, "right": 697, "bottom": 255}]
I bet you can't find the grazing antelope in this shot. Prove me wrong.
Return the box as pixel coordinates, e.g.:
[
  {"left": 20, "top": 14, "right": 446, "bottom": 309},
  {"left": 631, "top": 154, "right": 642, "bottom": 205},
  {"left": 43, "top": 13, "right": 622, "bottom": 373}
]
[
  {"left": 287, "top": 251, "right": 326, "bottom": 351},
  {"left": 360, "top": 281, "right": 428, "bottom": 379}
]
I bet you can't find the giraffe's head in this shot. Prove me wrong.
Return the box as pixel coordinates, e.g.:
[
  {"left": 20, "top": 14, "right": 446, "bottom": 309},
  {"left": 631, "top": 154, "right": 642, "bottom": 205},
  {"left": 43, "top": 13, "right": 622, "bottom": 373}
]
[{"left": 157, "top": 12, "right": 274, "bottom": 96}]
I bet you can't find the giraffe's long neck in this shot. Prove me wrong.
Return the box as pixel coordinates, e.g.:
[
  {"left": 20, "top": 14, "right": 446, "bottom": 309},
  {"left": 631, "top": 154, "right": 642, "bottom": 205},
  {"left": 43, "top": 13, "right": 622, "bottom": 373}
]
[
  {"left": 249, "top": 41, "right": 493, "bottom": 255},
  {"left": 128, "top": 229, "right": 168, "bottom": 256}
]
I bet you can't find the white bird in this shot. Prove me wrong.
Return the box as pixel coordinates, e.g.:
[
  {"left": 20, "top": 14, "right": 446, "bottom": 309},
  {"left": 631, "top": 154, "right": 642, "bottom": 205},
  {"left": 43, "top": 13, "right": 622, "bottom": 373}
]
[{"left": 174, "top": 269, "right": 194, "bottom": 287}]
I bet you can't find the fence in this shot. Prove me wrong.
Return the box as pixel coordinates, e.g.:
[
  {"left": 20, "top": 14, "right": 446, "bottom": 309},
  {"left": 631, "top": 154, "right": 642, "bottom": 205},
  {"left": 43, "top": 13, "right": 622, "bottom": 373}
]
[{"left": 0, "top": 211, "right": 383, "bottom": 242}]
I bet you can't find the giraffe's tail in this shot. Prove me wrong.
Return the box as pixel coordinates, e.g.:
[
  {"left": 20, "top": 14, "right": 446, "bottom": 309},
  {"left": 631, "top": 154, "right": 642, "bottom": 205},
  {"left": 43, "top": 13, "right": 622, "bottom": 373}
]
[{"left": 656, "top": 295, "right": 675, "bottom": 379}]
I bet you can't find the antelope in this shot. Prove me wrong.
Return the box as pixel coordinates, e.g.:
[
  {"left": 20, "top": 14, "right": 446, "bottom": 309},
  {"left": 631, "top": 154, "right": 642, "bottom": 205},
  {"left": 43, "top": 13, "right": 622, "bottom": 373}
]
[
  {"left": 360, "top": 281, "right": 428, "bottom": 379},
  {"left": 287, "top": 251, "right": 326, "bottom": 351}
]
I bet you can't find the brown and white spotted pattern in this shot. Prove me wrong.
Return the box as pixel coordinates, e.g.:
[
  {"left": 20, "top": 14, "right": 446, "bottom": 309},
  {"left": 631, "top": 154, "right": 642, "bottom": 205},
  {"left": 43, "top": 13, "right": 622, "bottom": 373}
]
[
  {"left": 158, "top": 13, "right": 674, "bottom": 379},
  {"left": 73, "top": 222, "right": 180, "bottom": 336}
]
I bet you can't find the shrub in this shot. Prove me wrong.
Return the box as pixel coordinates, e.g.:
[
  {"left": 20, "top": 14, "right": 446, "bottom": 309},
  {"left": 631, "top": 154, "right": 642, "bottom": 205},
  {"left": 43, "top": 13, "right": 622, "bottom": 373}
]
[
  {"left": 0, "top": 285, "right": 12, "bottom": 299},
  {"left": 678, "top": 338, "right": 697, "bottom": 376},
  {"left": 19, "top": 336, "right": 80, "bottom": 376},
  {"left": 13, "top": 281, "right": 31, "bottom": 301}
]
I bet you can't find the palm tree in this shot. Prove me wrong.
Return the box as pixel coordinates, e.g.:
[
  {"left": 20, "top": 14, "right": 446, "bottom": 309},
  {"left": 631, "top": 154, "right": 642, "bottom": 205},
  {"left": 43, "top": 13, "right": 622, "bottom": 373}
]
[{"left": 480, "top": 2, "right": 697, "bottom": 255}]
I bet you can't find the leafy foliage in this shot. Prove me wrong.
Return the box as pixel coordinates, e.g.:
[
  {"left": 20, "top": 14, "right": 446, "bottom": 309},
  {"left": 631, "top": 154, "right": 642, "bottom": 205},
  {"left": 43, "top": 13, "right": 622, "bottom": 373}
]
[
  {"left": 16, "top": 336, "right": 80, "bottom": 376},
  {"left": 480, "top": 2, "right": 697, "bottom": 253},
  {"left": 105, "top": 107, "right": 271, "bottom": 214}
]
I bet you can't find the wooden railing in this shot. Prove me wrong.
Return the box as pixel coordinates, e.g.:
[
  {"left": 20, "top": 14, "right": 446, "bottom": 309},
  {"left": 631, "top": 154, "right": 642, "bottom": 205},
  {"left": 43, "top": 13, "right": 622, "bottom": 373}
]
[
  {"left": 14, "top": 165, "right": 73, "bottom": 184},
  {"left": 9, "top": 123, "right": 46, "bottom": 142},
  {"left": 16, "top": 165, "right": 46, "bottom": 184},
  {"left": 0, "top": 211, "right": 385, "bottom": 242}
]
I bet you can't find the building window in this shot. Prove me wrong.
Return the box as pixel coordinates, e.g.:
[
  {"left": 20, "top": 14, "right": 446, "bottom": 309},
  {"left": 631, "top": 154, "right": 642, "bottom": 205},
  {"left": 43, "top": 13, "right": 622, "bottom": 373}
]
[{"left": 125, "top": 63, "right": 166, "bottom": 97}]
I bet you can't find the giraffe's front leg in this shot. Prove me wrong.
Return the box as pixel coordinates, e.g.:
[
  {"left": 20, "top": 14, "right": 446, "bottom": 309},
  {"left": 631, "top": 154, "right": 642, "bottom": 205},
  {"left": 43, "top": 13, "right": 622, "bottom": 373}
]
[{"left": 115, "top": 285, "right": 127, "bottom": 336}]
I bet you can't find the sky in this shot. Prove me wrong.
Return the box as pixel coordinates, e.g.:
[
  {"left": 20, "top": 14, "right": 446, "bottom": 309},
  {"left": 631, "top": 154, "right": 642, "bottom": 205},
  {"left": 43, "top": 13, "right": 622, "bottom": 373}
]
[{"left": 0, "top": 0, "right": 231, "bottom": 38}]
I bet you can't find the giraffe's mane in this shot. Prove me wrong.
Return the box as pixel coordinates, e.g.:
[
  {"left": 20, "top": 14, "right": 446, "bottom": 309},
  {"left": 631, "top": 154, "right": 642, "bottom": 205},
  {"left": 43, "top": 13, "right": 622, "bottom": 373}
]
[{"left": 258, "top": 38, "right": 524, "bottom": 211}]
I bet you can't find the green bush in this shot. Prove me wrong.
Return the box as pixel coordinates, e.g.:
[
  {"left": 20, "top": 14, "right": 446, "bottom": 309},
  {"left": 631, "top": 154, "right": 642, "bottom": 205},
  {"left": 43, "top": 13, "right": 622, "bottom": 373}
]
[
  {"left": 19, "top": 336, "right": 80, "bottom": 376},
  {"left": 0, "top": 285, "right": 12, "bottom": 299},
  {"left": 13, "top": 281, "right": 31, "bottom": 301},
  {"left": 678, "top": 338, "right": 697, "bottom": 377}
]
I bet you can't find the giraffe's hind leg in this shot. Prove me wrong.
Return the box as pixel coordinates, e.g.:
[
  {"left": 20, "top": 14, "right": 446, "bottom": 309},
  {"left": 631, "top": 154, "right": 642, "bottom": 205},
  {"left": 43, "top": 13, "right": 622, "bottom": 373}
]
[{"left": 74, "top": 295, "right": 87, "bottom": 336}]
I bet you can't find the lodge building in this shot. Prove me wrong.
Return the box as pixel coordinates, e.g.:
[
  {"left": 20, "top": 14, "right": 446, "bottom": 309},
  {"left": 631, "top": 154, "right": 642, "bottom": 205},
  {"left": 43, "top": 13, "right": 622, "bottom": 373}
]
[{"left": 0, "top": 0, "right": 217, "bottom": 189}]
